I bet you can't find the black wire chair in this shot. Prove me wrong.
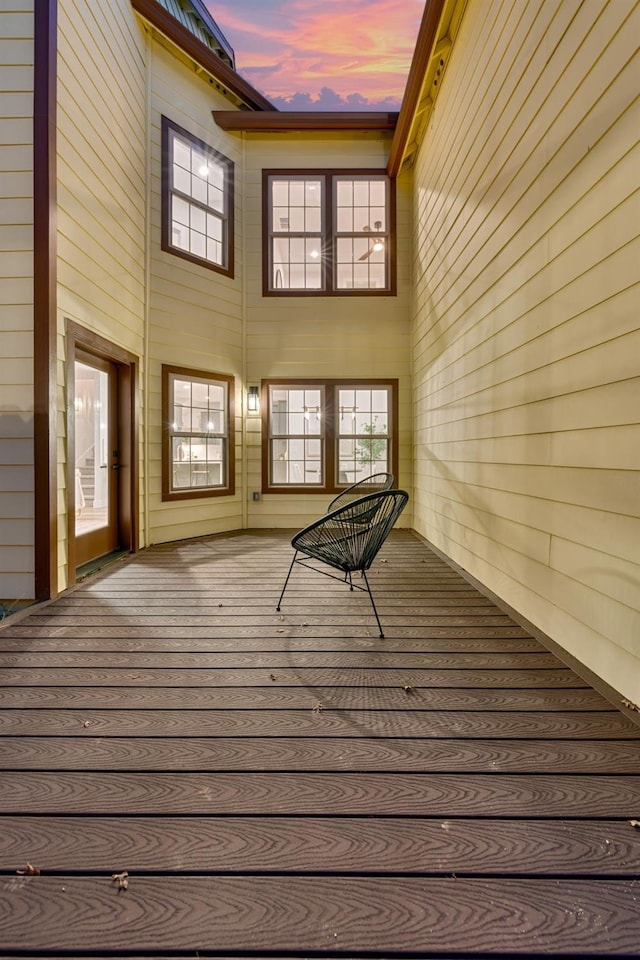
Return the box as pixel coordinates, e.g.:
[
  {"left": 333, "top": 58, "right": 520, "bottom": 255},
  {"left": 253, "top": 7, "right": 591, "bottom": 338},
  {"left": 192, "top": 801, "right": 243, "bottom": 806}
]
[
  {"left": 326, "top": 471, "right": 394, "bottom": 513},
  {"left": 277, "top": 489, "right": 409, "bottom": 638}
]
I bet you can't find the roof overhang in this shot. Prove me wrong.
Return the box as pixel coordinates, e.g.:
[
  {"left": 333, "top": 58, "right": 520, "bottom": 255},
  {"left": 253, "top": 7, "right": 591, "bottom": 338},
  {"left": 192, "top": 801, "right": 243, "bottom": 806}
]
[
  {"left": 130, "top": 0, "right": 275, "bottom": 111},
  {"left": 212, "top": 111, "right": 399, "bottom": 134},
  {"left": 387, "top": 0, "right": 468, "bottom": 177}
]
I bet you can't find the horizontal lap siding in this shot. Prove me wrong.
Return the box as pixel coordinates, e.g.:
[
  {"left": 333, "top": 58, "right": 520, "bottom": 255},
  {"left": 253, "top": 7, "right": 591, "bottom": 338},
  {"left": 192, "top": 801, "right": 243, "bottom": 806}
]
[
  {"left": 57, "top": 0, "right": 147, "bottom": 576},
  {"left": 412, "top": 0, "right": 640, "bottom": 700},
  {"left": 147, "top": 43, "right": 245, "bottom": 545},
  {"left": 0, "top": 2, "right": 34, "bottom": 601}
]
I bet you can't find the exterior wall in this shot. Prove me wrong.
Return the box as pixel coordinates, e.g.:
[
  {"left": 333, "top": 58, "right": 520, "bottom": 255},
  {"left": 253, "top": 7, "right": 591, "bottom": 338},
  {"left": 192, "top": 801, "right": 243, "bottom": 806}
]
[
  {"left": 243, "top": 134, "right": 413, "bottom": 531},
  {"left": 412, "top": 0, "right": 640, "bottom": 699},
  {"left": 0, "top": 0, "right": 35, "bottom": 603},
  {"left": 146, "top": 41, "right": 245, "bottom": 545},
  {"left": 56, "top": 0, "right": 147, "bottom": 583}
]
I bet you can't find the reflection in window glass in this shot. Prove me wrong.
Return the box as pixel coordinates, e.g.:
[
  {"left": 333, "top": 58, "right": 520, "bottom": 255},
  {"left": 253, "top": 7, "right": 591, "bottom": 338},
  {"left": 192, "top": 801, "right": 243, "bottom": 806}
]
[
  {"left": 269, "top": 386, "right": 324, "bottom": 486},
  {"left": 265, "top": 381, "right": 395, "bottom": 491},
  {"left": 164, "top": 367, "right": 232, "bottom": 497},
  {"left": 163, "top": 117, "right": 233, "bottom": 274},
  {"left": 337, "top": 386, "right": 390, "bottom": 483},
  {"left": 267, "top": 172, "right": 391, "bottom": 294}
]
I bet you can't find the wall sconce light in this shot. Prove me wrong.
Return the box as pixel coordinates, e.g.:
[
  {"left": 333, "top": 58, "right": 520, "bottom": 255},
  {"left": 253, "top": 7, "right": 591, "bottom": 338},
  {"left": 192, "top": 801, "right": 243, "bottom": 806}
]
[{"left": 247, "top": 385, "right": 260, "bottom": 415}]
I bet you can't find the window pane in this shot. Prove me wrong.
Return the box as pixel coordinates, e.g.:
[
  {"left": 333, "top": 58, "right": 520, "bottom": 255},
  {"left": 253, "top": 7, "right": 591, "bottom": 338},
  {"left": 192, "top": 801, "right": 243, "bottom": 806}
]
[
  {"left": 353, "top": 181, "right": 370, "bottom": 206},
  {"left": 272, "top": 180, "right": 290, "bottom": 205},
  {"left": 306, "top": 207, "right": 322, "bottom": 232},
  {"left": 191, "top": 206, "right": 206, "bottom": 234},
  {"left": 370, "top": 207, "right": 386, "bottom": 229},
  {"left": 207, "top": 214, "right": 222, "bottom": 241},
  {"left": 289, "top": 181, "right": 305, "bottom": 206},
  {"left": 305, "top": 180, "right": 322, "bottom": 205},
  {"left": 207, "top": 239, "right": 222, "bottom": 264},
  {"left": 273, "top": 206, "right": 290, "bottom": 231},
  {"left": 192, "top": 175, "right": 207, "bottom": 203},
  {"left": 190, "top": 231, "right": 206, "bottom": 258},
  {"left": 173, "top": 137, "right": 191, "bottom": 170},
  {"left": 208, "top": 183, "right": 224, "bottom": 212},
  {"left": 369, "top": 263, "right": 386, "bottom": 288},
  {"left": 336, "top": 207, "right": 353, "bottom": 232},
  {"left": 173, "top": 164, "right": 190, "bottom": 194},
  {"left": 173, "top": 196, "right": 190, "bottom": 227},
  {"left": 306, "top": 264, "right": 322, "bottom": 288},
  {"left": 210, "top": 164, "right": 225, "bottom": 190},
  {"left": 289, "top": 207, "right": 305, "bottom": 232},
  {"left": 289, "top": 238, "right": 306, "bottom": 263},
  {"left": 354, "top": 206, "right": 370, "bottom": 231},
  {"left": 336, "top": 180, "right": 352, "bottom": 205}
]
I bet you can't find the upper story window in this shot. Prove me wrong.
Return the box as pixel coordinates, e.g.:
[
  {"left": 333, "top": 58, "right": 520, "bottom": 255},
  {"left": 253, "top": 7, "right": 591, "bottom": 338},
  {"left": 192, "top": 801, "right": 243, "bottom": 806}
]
[
  {"left": 162, "top": 364, "right": 235, "bottom": 501},
  {"left": 162, "top": 116, "right": 234, "bottom": 276},
  {"left": 263, "top": 171, "right": 395, "bottom": 296},
  {"left": 263, "top": 378, "right": 398, "bottom": 493}
]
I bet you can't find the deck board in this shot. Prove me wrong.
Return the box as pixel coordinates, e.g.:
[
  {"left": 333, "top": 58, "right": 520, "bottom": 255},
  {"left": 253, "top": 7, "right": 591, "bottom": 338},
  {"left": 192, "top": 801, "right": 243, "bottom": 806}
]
[
  {"left": 1, "top": 877, "right": 639, "bottom": 956},
  {"left": 1, "top": 529, "right": 639, "bottom": 957}
]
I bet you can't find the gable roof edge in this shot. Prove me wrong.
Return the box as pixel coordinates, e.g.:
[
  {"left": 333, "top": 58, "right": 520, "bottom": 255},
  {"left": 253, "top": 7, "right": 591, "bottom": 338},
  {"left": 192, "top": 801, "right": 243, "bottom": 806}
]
[
  {"left": 387, "top": 0, "right": 467, "bottom": 177},
  {"left": 131, "top": 0, "right": 275, "bottom": 112}
]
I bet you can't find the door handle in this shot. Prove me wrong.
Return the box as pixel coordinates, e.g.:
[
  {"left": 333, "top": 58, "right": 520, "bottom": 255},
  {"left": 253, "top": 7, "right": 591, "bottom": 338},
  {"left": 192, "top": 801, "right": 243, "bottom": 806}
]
[{"left": 111, "top": 464, "right": 121, "bottom": 470}]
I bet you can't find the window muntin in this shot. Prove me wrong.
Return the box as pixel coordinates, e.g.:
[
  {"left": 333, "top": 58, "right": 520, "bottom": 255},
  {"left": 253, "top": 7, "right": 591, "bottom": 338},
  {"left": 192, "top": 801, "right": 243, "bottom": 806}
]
[
  {"left": 162, "top": 117, "right": 233, "bottom": 276},
  {"left": 264, "top": 171, "right": 393, "bottom": 295},
  {"left": 162, "top": 365, "right": 234, "bottom": 500},
  {"left": 264, "top": 379, "right": 397, "bottom": 492}
]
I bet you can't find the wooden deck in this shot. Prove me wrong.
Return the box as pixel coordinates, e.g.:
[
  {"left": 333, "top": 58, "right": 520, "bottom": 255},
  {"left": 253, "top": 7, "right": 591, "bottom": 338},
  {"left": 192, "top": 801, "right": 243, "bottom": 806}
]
[{"left": 1, "top": 529, "right": 639, "bottom": 957}]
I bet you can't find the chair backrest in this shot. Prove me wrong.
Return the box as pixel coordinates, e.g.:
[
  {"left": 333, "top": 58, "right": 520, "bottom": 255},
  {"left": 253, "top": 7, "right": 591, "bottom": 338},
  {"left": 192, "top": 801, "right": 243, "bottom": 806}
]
[
  {"left": 293, "top": 489, "right": 409, "bottom": 574},
  {"left": 326, "top": 472, "right": 395, "bottom": 513}
]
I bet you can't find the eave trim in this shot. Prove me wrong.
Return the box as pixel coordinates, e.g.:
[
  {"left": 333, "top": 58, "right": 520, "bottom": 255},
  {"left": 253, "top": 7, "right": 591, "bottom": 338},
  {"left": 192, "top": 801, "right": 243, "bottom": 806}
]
[
  {"left": 130, "top": 0, "right": 275, "bottom": 111},
  {"left": 213, "top": 111, "right": 398, "bottom": 133},
  {"left": 387, "top": 0, "right": 447, "bottom": 177}
]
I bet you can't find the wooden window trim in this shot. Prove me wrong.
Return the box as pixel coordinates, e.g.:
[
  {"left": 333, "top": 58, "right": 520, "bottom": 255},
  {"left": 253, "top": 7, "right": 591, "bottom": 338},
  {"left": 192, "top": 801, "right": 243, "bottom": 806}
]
[
  {"left": 261, "top": 378, "right": 398, "bottom": 494},
  {"left": 161, "top": 116, "right": 234, "bottom": 277},
  {"left": 162, "top": 364, "right": 235, "bottom": 501},
  {"left": 262, "top": 169, "right": 396, "bottom": 297}
]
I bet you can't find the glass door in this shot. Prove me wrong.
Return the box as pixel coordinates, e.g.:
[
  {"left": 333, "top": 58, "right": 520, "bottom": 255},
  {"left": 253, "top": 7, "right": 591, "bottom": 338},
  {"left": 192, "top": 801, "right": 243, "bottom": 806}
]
[{"left": 74, "top": 352, "right": 119, "bottom": 567}]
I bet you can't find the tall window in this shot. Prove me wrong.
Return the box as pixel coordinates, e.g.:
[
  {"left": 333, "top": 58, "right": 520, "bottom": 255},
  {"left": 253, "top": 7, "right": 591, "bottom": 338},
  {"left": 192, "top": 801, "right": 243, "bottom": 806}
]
[
  {"left": 162, "top": 365, "right": 234, "bottom": 500},
  {"left": 264, "top": 379, "right": 397, "bottom": 493},
  {"left": 162, "top": 116, "right": 234, "bottom": 276},
  {"left": 264, "top": 171, "right": 395, "bottom": 296}
]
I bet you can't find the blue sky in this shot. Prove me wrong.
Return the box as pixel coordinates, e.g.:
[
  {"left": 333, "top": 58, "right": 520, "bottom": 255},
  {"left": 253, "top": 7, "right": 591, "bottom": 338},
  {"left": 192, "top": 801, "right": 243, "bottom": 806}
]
[{"left": 206, "top": 0, "right": 425, "bottom": 110}]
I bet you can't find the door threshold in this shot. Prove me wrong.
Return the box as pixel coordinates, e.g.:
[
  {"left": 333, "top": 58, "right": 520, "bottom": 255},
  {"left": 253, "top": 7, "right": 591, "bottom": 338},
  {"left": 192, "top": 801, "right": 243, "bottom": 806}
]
[{"left": 76, "top": 549, "right": 129, "bottom": 581}]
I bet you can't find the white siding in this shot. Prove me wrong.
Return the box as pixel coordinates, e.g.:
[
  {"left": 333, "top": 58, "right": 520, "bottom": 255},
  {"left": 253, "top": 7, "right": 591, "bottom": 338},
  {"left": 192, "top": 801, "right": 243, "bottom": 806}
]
[
  {"left": 146, "top": 42, "right": 245, "bottom": 544},
  {"left": 412, "top": 0, "right": 640, "bottom": 699},
  {"left": 244, "top": 135, "right": 413, "bottom": 531},
  {"left": 57, "top": 0, "right": 147, "bottom": 583},
  {"left": 0, "top": 0, "right": 34, "bottom": 601}
]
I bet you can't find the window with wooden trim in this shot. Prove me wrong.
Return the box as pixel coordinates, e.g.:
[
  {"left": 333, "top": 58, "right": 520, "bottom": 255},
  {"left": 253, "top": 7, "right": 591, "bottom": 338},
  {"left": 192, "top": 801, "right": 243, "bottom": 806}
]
[
  {"left": 263, "top": 171, "right": 395, "bottom": 295},
  {"left": 263, "top": 379, "right": 397, "bottom": 492},
  {"left": 162, "top": 116, "right": 234, "bottom": 276},
  {"left": 162, "top": 365, "right": 234, "bottom": 500}
]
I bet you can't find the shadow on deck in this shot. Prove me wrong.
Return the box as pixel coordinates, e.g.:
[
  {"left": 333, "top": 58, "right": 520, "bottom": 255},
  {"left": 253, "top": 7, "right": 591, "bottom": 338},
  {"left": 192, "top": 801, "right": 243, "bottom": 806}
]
[{"left": 1, "top": 529, "right": 639, "bottom": 956}]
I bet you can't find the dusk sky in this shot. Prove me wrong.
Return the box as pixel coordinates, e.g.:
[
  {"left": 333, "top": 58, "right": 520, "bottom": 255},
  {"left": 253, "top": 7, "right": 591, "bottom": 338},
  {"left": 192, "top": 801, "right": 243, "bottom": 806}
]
[{"left": 206, "top": 0, "right": 425, "bottom": 111}]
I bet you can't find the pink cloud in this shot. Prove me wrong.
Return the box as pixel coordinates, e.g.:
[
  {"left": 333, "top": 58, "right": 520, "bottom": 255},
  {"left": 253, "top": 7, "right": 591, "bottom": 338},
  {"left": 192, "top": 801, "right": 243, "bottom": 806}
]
[{"left": 206, "top": 0, "right": 424, "bottom": 108}]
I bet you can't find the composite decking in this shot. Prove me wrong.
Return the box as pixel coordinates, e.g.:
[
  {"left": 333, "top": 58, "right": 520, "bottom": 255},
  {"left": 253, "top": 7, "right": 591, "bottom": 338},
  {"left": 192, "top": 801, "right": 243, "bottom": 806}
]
[{"left": 0, "top": 529, "right": 639, "bottom": 957}]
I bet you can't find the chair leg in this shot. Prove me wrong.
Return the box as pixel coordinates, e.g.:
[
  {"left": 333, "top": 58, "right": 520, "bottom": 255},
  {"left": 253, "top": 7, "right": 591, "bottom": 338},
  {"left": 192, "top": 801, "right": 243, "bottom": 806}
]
[
  {"left": 362, "top": 570, "right": 384, "bottom": 638},
  {"left": 276, "top": 551, "right": 298, "bottom": 611}
]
